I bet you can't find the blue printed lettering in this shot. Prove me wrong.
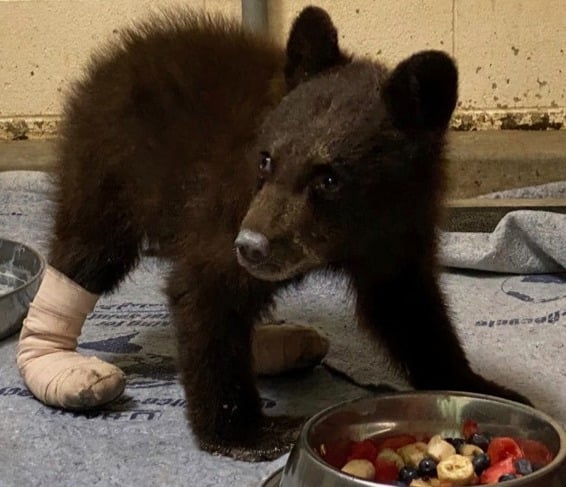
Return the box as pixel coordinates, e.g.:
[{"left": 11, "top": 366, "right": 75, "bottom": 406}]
[{"left": 547, "top": 311, "right": 560, "bottom": 323}]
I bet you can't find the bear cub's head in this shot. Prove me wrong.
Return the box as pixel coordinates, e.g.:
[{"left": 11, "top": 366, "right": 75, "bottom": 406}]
[{"left": 235, "top": 6, "right": 458, "bottom": 282}]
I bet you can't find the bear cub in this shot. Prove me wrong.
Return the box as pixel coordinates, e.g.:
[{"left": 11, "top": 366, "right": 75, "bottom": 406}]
[{"left": 47, "top": 6, "right": 529, "bottom": 461}]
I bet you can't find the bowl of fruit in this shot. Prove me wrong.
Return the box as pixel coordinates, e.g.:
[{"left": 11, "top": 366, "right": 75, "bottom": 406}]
[{"left": 262, "top": 391, "right": 565, "bottom": 487}]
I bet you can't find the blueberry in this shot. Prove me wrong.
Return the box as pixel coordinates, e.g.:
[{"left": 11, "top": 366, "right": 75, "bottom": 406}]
[
  {"left": 418, "top": 457, "right": 438, "bottom": 477},
  {"left": 472, "top": 452, "right": 491, "bottom": 474},
  {"left": 445, "top": 437, "right": 466, "bottom": 451},
  {"left": 499, "top": 473, "right": 518, "bottom": 481},
  {"left": 514, "top": 458, "right": 533, "bottom": 475},
  {"left": 398, "top": 466, "right": 419, "bottom": 483},
  {"left": 468, "top": 433, "right": 490, "bottom": 451}
]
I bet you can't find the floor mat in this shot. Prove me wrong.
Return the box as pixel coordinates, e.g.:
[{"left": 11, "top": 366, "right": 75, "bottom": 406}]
[{"left": 0, "top": 171, "right": 564, "bottom": 486}]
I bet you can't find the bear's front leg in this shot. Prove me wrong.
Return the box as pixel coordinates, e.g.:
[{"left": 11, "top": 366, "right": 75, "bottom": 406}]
[
  {"left": 352, "top": 264, "right": 532, "bottom": 405},
  {"left": 167, "top": 268, "right": 303, "bottom": 462}
]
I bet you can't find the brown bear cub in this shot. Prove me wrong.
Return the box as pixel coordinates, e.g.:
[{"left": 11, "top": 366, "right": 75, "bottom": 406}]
[{"left": 45, "top": 6, "right": 528, "bottom": 460}]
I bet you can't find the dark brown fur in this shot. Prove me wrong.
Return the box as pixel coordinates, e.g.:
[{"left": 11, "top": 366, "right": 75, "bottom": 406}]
[{"left": 48, "top": 6, "right": 530, "bottom": 461}]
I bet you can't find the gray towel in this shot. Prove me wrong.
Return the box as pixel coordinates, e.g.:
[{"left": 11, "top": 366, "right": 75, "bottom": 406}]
[{"left": 440, "top": 182, "right": 566, "bottom": 273}]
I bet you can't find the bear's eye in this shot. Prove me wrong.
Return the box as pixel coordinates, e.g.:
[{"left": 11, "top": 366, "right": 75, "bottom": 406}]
[
  {"left": 259, "top": 151, "right": 273, "bottom": 174},
  {"left": 312, "top": 172, "right": 341, "bottom": 195}
]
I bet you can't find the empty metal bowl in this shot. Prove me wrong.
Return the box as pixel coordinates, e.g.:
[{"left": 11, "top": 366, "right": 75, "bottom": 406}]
[
  {"left": 264, "top": 391, "right": 566, "bottom": 487},
  {"left": 0, "top": 238, "right": 45, "bottom": 339}
]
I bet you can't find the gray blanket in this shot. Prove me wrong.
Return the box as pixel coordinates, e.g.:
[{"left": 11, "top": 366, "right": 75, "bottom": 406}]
[
  {"left": 440, "top": 182, "right": 566, "bottom": 273},
  {"left": 1, "top": 171, "right": 565, "bottom": 486}
]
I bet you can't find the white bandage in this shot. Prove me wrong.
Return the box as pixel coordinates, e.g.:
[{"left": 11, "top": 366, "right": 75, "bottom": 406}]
[
  {"left": 17, "top": 267, "right": 328, "bottom": 407},
  {"left": 17, "top": 265, "right": 126, "bottom": 409},
  {"left": 252, "top": 323, "right": 330, "bottom": 376}
]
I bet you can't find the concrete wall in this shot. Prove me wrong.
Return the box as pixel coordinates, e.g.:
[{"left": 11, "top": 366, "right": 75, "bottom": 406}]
[
  {"left": 271, "top": 0, "right": 566, "bottom": 131},
  {"left": 1, "top": 0, "right": 565, "bottom": 138}
]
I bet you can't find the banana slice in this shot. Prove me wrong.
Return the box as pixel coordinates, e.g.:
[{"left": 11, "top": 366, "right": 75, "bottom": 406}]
[
  {"left": 437, "top": 454, "right": 475, "bottom": 485},
  {"left": 409, "top": 479, "right": 445, "bottom": 487},
  {"left": 341, "top": 459, "right": 376, "bottom": 480},
  {"left": 398, "top": 442, "right": 428, "bottom": 467},
  {"left": 459, "top": 444, "right": 484, "bottom": 457},
  {"left": 427, "top": 434, "right": 457, "bottom": 462},
  {"left": 410, "top": 479, "right": 434, "bottom": 486},
  {"left": 377, "top": 448, "right": 405, "bottom": 469}
]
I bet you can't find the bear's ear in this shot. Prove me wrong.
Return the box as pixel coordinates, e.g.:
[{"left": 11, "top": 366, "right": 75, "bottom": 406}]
[
  {"left": 383, "top": 50, "right": 458, "bottom": 133},
  {"left": 284, "top": 6, "right": 346, "bottom": 90}
]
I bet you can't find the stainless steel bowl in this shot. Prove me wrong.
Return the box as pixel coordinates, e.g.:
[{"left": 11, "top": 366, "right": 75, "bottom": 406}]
[
  {"left": 0, "top": 238, "right": 45, "bottom": 339},
  {"left": 272, "top": 391, "right": 566, "bottom": 487}
]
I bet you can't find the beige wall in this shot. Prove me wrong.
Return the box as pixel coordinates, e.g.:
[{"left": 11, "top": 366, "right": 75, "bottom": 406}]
[
  {"left": 1, "top": 0, "right": 565, "bottom": 138},
  {"left": 271, "top": 0, "right": 566, "bottom": 131}
]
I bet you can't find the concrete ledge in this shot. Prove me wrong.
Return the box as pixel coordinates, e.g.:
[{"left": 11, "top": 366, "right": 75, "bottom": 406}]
[
  {"left": 0, "top": 139, "right": 56, "bottom": 172},
  {"left": 1, "top": 131, "right": 566, "bottom": 233},
  {"left": 443, "top": 198, "right": 566, "bottom": 233},
  {"left": 2, "top": 131, "right": 566, "bottom": 195},
  {"left": 445, "top": 131, "right": 566, "bottom": 198}
]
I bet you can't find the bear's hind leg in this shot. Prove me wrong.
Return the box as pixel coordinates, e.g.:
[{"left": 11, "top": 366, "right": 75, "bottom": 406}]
[{"left": 17, "top": 191, "right": 142, "bottom": 410}]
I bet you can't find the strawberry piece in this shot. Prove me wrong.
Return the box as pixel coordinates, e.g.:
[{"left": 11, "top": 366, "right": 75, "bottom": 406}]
[
  {"left": 347, "top": 439, "right": 379, "bottom": 462},
  {"left": 376, "top": 434, "right": 418, "bottom": 453},
  {"left": 480, "top": 457, "right": 516, "bottom": 484},
  {"left": 320, "top": 441, "right": 350, "bottom": 470},
  {"left": 373, "top": 458, "right": 399, "bottom": 484},
  {"left": 462, "top": 419, "right": 479, "bottom": 440},
  {"left": 487, "top": 437, "right": 523, "bottom": 464},
  {"left": 515, "top": 438, "right": 554, "bottom": 467}
]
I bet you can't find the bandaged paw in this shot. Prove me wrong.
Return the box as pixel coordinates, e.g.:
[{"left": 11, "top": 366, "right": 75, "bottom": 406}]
[
  {"left": 252, "top": 323, "right": 330, "bottom": 375},
  {"left": 17, "top": 265, "right": 126, "bottom": 409}
]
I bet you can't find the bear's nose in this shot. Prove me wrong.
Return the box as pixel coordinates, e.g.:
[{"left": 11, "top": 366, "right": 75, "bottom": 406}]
[{"left": 234, "top": 229, "right": 270, "bottom": 265}]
